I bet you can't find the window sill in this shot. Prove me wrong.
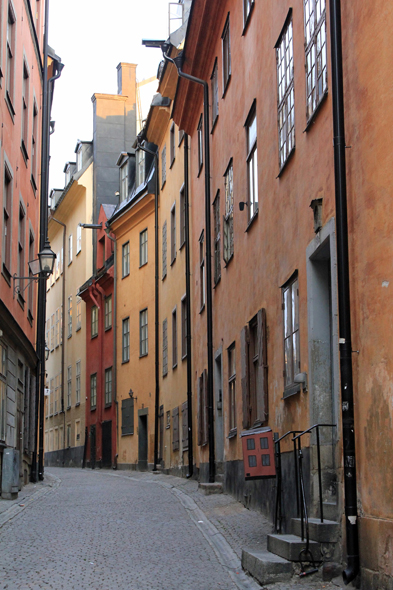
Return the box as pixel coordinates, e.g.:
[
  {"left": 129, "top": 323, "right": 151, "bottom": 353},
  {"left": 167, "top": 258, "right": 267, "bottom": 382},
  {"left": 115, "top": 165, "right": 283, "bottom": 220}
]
[
  {"left": 169, "top": 157, "right": 175, "bottom": 169},
  {"left": 162, "top": 273, "right": 167, "bottom": 281},
  {"left": 245, "top": 209, "right": 258, "bottom": 232},
  {"left": 214, "top": 275, "right": 221, "bottom": 288},
  {"left": 179, "top": 240, "right": 185, "bottom": 251},
  {"left": 27, "top": 310, "right": 33, "bottom": 327},
  {"left": 75, "top": 402, "right": 80, "bottom": 407},
  {"left": 5, "top": 92, "right": 15, "bottom": 121},
  {"left": 122, "top": 359, "right": 130, "bottom": 365},
  {"left": 199, "top": 303, "right": 205, "bottom": 314},
  {"left": 211, "top": 115, "right": 219, "bottom": 135},
  {"left": 282, "top": 383, "right": 301, "bottom": 399},
  {"left": 76, "top": 250, "right": 81, "bottom": 257},
  {"left": 91, "top": 333, "right": 98, "bottom": 340},
  {"left": 197, "top": 163, "right": 203, "bottom": 178},
  {"left": 121, "top": 432, "right": 133, "bottom": 437},
  {"left": 227, "top": 428, "right": 237, "bottom": 439},
  {"left": 2, "top": 264, "right": 11, "bottom": 286},
  {"left": 90, "top": 406, "right": 96, "bottom": 412},
  {"left": 105, "top": 402, "right": 112, "bottom": 409},
  {"left": 122, "top": 273, "right": 130, "bottom": 280},
  {"left": 68, "top": 334, "right": 72, "bottom": 340},
  {"left": 304, "top": 91, "right": 328, "bottom": 133},
  {"left": 105, "top": 325, "right": 112, "bottom": 332},
  {"left": 163, "top": 371, "right": 168, "bottom": 378},
  {"left": 139, "top": 353, "right": 148, "bottom": 359},
  {"left": 224, "top": 253, "right": 234, "bottom": 268},
  {"left": 17, "top": 293, "right": 25, "bottom": 311},
  {"left": 165, "top": 425, "right": 170, "bottom": 430},
  {"left": 20, "top": 141, "right": 29, "bottom": 166},
  {"left": 172, "top": 363, "right": 177, "bottom": 370},
  {"left": 139, "top": 261, "right": 147, "bottom": 269},
  {"left": 31, "top": 174, "right": 37, "bottom": 195},
  {"left": 170, "top": 257, "right": 176, "bottom": 267},
  {"left": 67, "top": 406, "right": 71, "bottom": 411},
  {"left": 161, "top": 180, "right": 166, "bottom": 190},
  {"left": 181, "top": 353, "right": 187, "bottom": 362},
  {"left": 277, "top": 146, "right": 295, "bottom": 179},
  {"left": 76, "top": 326, "right": 81, "bottom": 332}
]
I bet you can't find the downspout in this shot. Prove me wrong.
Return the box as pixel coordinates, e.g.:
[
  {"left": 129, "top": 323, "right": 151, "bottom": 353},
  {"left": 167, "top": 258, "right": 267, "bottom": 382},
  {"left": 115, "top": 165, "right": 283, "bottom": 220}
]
[
  {"left": 105, "top": 230, "right": 117, "bottom": 468},
  {"left": 163, "top": 49, "right": 215, "bottom": 483},
  {"left": 184, "top": 134, "right": 193, "bottom": 478},
  {"left": 51, "top": 217, "right": 66, "bottom": 466},
  {"left": 329, "top": 0, "right": 359, "bottom": 583},
  {"left": 136, "top": 141, "right": 160, "bottom": 471}
]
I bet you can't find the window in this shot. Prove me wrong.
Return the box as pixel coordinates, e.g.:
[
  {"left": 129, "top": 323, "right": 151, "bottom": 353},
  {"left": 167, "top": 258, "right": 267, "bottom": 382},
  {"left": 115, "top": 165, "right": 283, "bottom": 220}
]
[
  {"left": 241, "top": 309, "right": 268, "bottom": 429},
  {"left": 67, "top": 366, "right": 72, "bottom": 408},
  {"left": 65, "top": 164, "right": 71, "bottom": 186},
  {"left": 178, "top": 129, "right": 185, "bottom": 146},
  {"left": 137, "top": 150, "right": 145, "bottom": 186},
  {"left": 0, "top": 345, "right": 7, "bottom": 442},
  {"left": 122, "top": 242, "right": 130, "bottom": 277},
  {"left": 222, "top": 15, "right": 231, "bottom": 94},
  {"left": 276, "top": 14, "right": 295, "bottom": 169},
  {"left": 75, "top": 360, "right": 81, "bottom": 404},
  {"left": 162, "top": 318, "right": 168, "bottom": 377},
  {"left": 223, "top": 160, "right": 234, "bottom": 263},
  {"left": 90, "top": 374, "right": 97, "bottom": 409},
  {"left": 3, "top": 163, "right": 13, "bottom": 276},
  {"left": 197, "top": 115, "right": 203, "bottom": 174},
  {"left": 76, "top": 224, "right": 82, "bottom": 254},
  {"left": 50, "top": 378, "right": 54, "bottom": 415},
  {"left": 197, "top": 370, "right": 208, "bottom": 446},
  {"left": 166, "top": 410, "right": 170, "bottom": 429},
  {"left": 172, "top": 307, "right": 177, "bottom": 368},
  {"left": 304, "top": 0, "right": 327, "bottom": 121},
  {"left": 50, "top": 313, "right": 55, "bottom": 349},
  {"left": 199, "top": 231, "right": 205, "bottom": 310},
  {"left": 228, "top": 344, "right": 236, "bottom": 433},
  {"left": 282, "top": 274, "right": 300, "bottom": 397},
  {"left": 17, "top": 203, "right": 26, "bottom": 298},
  {"left": 170, "top": 123, "right": 175, "bottom": 166},
  {"left": 105, "top": 367, "right": 112, "bottom": 405},
  {"left": 213, "top": 191, "right": 221, "bottom": 284},
  {"left": 170, "top": 203, "right": 176, "bottom": 265},
  {"left": 181, "top": 295, "right": 187, "bottom": 360},
  {"left": 180, "top": 186, "right": 186, "bottom": 249},
  {"left": 76, "top": 145, "right": 82, "bottom": 171},
  {"left": 120, "top": 161, "right": 128, "bottom": 202},
  {"left": 21, "top": 61, "right": 30, "bottom": 159},
  {"left": 76, "top": 296, "right": 82, "bottom": 331},
  {"left": 243, "top": 0, "right": 255, "bottom": 28},
  {"left": 105, "top": 295, "right": 112, "bottom": 330},
  {"left": 211, "top": 59, "right": 219, "bottom": 128},
  {"left": 68, "top": 234, "right": 73, "bottom": 264},
  {"left": 161, "top": 145, "right": 166, "bottom": 187},
  {"left": 6, "top": 3, "right": 16, "bottom": 111},
  {"left": 246, "top": 103, "right": 258, "bottom": 219},
  {"left": 172, "top": 406, "right": 179, "bottom": 451},
  {"left": 162, "top": 220, "right": 167, "bottom": 279},
  {"left": 75, "top": 420, "right": 81, "bottom": 445},
  {"left": 55, "top": 252, "right": 60, "bottom": 280},
  {"left": 54, "top": 375, "right": 59, "bottom": 414},
  {"left": 140, "top": 309, "right": 148, "bottom": 357},
  {"left": 140, "top": 229, "right": 148, "bottom": 267},
  {"left": 31, "top": 101, "right": 38, "bottom": 189},
  {"left": 122, "top": 318, "right": 130, "bottom": 363},
  {"left": 55, "top": 308, "right": 60, "bottom": 347},
  {"left": 91, "top": 305, "right": 98, "bottom": 338},
  {"left": 121, "top": 398, "right": 134, "bottom": 435},
  {"left": 60, "top": 248, "right": 64, "bottom": 275},
  {"left": 67, "top": 296, "right": 72, "bottom": 337}
]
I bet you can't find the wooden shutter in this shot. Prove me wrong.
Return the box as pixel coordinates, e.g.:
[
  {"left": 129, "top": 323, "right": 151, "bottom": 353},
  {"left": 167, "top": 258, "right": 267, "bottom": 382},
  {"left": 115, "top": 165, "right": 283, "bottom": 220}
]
[
  {"left": 162, "top": 220, "right": 167, "bottom": 278},
  {"left": 241, "top": 325, "right": 250, "bottom": 429},
  {"left": 197, "top": 374, "right": 203, "bottom": 446},
  {"left": 172, "top": 406, "right": 179, "bottom": 451},
  {"left": 182, "top": 401, "right": 188, "bottom": 451},
  {"left": 223, "top": 215, "right": 229, "bottom": 263},
  {"left": 121, "top": 398, "right": 134, "bottom": 435},
  {"left": 203, "top": 369, "right": 208, "bottom": 445},
  {"left": 257, "top": 308, "right": 268, "bottom": 422}
]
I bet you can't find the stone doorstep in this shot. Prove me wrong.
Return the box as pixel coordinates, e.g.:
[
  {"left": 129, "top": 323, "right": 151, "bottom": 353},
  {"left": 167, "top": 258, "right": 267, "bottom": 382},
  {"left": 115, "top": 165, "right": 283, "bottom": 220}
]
[
  {"left": 198, "top": 482, "right": 223, "bottom": 495},
  {"left": 267, "top": 533, "right": 321, "bottom": 562},
  {"left": 291, "top": 517, "right": 340, "bottom": 543},
  {"left": 242, "top": 548, "right": 293, "bottom": 586}
]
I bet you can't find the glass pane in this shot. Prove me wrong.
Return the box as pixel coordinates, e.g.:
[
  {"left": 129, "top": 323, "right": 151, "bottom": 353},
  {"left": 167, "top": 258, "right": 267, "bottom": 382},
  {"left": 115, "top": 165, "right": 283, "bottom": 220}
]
[
  {"left": 293, "top": 330, "right": 300, "bottom": 376},
  {"left": 285, "top": 337, "right": 293, "bottom": 385},
  {"left": 292, "top": 279, "right": 299, "bottom": 330},
  {"left": 284, "top": 287, "right": 291, "bottom": 337}
]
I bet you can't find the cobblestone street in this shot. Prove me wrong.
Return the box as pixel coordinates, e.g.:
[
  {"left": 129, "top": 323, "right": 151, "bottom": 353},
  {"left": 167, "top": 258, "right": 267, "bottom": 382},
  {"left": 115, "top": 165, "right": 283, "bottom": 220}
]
[{"left": 0, "top": 469, "right": 346, "bottom": 590}]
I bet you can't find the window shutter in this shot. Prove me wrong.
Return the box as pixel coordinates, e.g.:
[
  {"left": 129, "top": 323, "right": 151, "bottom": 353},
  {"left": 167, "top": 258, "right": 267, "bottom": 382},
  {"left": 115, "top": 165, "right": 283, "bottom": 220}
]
[
  {"left": 223, "top": 215, "right": 228, "bottom": 263},
  {"left": 197, "top": 375, "right": 203, "bottom": 446},
  {"left": 241, "top": 325, "right": 250, "bottom": 429},
  {"left": 121, "top": 398, "right": 134, "bottom": 435},
  {"left": 203, "top": 369, "right": 208, "bottom": 445},
  {"left": 257, "top": 308, "right": 268, "bottom": 422},
  {"left": 182, "top": 401, "right": 188, "bottom": 451},
  {"left": 162, "top": 221, "right": 167, "bottom": 278},
  {"left": 172, "top": 406, "right": 179, "bottom": 451}
]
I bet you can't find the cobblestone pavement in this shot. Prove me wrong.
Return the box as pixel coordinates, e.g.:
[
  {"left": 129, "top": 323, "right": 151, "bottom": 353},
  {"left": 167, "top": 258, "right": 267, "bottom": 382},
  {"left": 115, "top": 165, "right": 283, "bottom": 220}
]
[{"left": 0, "top": 468, "right": 347, "bottom": 590}]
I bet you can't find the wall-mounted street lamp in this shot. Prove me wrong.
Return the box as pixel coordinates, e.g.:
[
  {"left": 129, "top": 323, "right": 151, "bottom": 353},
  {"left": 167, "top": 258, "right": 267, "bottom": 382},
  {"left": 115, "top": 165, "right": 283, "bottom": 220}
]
[
  {"left": 13, "top": 240, "right": 56, "bottom": 298},
  {"left": 45, "top": 342, "right": 50, "bottom": 362}
]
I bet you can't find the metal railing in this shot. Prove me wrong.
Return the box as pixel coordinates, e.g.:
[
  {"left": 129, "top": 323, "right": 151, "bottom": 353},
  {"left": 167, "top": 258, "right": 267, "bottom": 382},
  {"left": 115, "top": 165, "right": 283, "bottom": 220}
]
[{"left": 274, "top": 430, "right": 302, "bottom": 534}]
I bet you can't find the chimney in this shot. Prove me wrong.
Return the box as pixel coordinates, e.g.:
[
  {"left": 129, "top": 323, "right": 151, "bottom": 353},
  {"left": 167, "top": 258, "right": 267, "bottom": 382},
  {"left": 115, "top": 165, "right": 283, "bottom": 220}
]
[{"left": 117, "top": 63, "right": 137, "bottom": 98}]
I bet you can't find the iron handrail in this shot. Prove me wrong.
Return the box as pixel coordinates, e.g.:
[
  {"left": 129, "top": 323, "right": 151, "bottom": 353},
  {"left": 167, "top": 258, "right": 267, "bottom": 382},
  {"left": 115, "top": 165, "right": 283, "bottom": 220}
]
[
  {"left": 274, "top": 430, "right": 302, "bottom": 533},
  {"left": 292, "top": 423, "right": 336, "bottom": 524}
]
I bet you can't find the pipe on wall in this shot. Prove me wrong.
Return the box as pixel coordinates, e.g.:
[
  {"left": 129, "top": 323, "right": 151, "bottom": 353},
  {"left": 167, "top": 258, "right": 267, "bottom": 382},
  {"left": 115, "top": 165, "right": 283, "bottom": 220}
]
[
  {"left": 329, "top": 0, "right": 359, "bottom": 583},
  {"left": 184, "top": 134, "right": 193, "bottom": 478}
]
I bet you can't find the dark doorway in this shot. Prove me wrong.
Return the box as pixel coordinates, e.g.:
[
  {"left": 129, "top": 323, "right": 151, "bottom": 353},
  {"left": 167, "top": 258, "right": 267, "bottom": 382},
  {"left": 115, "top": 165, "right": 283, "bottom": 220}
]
[
  {"left": 102, "top": 421, "right": 112, "bottom": 468},
  {"left": 90, "top": 425, "right": 96, "bottom": 469},
  {"left": 138, "top": 411, "right": 148, "bottom": 471}
]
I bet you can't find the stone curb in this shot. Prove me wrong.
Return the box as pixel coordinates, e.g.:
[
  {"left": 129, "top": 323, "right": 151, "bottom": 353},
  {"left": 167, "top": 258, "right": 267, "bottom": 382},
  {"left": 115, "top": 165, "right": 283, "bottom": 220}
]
[{"left": 0, "top": 473, "right": 61, "bottom": 530}]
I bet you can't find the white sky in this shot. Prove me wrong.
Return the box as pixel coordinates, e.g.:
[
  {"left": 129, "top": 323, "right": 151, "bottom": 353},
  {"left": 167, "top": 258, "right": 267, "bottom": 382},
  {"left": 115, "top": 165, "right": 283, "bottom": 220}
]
[{"left": 49, "top": 0, "right": 170, "bottom": 190}]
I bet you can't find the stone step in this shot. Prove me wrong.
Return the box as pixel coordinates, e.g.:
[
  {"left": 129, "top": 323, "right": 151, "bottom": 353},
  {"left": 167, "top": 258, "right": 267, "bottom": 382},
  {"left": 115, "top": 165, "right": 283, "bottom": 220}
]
[
  {"left": 215, "top": 473, "right": 224, "bottom": 484},
  {"left": 267, "top": 534, "right": 321, "bottom": 562},
  {"left": 198, "top": 482, "right": 223, "bottom": 495},
  {"left": 291, "top": 517, "right": 340, "bottom": 543},
  {"left": 242, "top": 548, "right": 292, "bottom": 586}
]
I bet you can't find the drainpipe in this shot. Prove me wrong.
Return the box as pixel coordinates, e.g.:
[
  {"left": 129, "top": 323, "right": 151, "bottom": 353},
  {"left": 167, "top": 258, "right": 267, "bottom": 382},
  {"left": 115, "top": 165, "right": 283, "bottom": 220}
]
[
  {"left": 184, "top": 134, "right": 193, "bottom": 478},
  {"left": 136, "top": 140, "right": 160, "bottom": 471},
  {"left": 163, "top": 49, "right": 215, "bottom": 483},
  {"left": 51, "top": 217, "right": 66, "bottom": 465},
  {"left": 104, "top": 230, "right": 117, "bottom": 468},
  {"left": 329, "top": 0, "right": 359, "bottom": 583}
]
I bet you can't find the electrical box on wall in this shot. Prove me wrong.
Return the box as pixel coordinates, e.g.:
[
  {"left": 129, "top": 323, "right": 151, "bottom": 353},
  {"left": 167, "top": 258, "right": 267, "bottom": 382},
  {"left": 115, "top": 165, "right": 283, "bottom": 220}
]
[{"left": 241, "top": 427, "right": 276, "bottom": 480}]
